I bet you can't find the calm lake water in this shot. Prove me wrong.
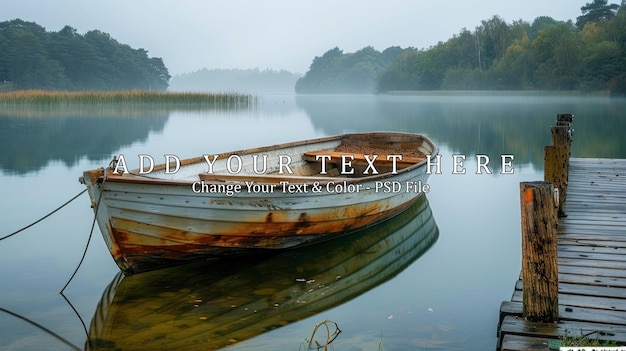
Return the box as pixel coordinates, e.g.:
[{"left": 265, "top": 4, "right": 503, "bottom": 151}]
[{"left": 1, "top": 92, "right": 625, "bottom": 351}]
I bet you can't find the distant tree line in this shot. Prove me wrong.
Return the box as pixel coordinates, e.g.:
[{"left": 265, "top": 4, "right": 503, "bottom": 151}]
[
  {"left": 0, "top": 19, "right": 170, "bottom": 91},
  {"left": 297, "top": 0, "right": 626, "bottom": 95},
  {"left": 169, "top": 68, "right": 300, "bottom": 94},
  {"left": 295, "top": 46, "right": 408, "bottom": 94}
]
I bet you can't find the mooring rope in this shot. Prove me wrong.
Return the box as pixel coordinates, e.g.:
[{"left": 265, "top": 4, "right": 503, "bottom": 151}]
[
  {"left": 0, "top": 188, "right": 87, "bottom": 241},
  {"left": 59, "top": 207, "right": 98, "bottom": 294},
  {"left": 59, "top": 182, "right": 104, "bottom": 293},
  {"left": 0, "top": 182, "right": 104, "bottom": 345}
]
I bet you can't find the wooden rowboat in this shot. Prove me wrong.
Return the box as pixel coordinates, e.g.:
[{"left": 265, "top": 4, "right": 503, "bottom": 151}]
[
  {"left": 86, "top": 195, "right": 439, "bottom": 350},
  {"left": 80, "top": 132, "right": 438, "bottom": 275}
]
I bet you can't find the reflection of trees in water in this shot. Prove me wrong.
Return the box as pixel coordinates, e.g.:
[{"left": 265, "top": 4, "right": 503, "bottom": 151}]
[
  {"left": 4, "top": 95, "right": 623, "bottom": 174},
  {"left": 0, "top": 107, "right": 169, "bottom": 174},
  {"left": 1, "top": 103, "right": 260, "bottom": 174},
  {"left": 296, "top": 94, "right": 626, "bottom": 169}
]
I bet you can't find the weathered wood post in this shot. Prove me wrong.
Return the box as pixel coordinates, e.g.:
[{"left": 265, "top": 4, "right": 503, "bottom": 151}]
[
  {"left": 556, "top": 113, "right": 574, "bottom": 127},
  {"left": 544, "top": 114, "right": 573, "bottom": 217},
  {"left": 544, "top": 145, "right": 568, "bottom": 218},
  {"left": 552, "top": 115, "right": 573, "bottom": 158},
  {"left": 520, "top": 181, "right": 559, "bottom": 322}
]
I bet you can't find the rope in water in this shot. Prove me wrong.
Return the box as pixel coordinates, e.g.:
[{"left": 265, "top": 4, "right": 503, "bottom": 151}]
[
  {"left": 0, "top": 188, "right": 87, "bottom": 241},
  {"left": 0, "top": 184, "right": 103, "bottom": 348},
  {"left": 59, "top": 200, "right": 99, "bottom": 293},
  {"left": 0, "top": 166, "right": 108, "bottom": 291},
  {"left": 60, "top": 181, "right": 105, "bottom": 293}
]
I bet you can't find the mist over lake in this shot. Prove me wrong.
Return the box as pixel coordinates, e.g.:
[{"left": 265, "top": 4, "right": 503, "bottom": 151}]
[{"left": 0, "top": 92, "right": 624, "bottom": 350}]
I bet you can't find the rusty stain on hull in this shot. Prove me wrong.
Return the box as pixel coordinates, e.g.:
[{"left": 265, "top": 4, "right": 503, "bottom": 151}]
[{"left": 107, "top": 198, "right": 414, "bottom": 275}]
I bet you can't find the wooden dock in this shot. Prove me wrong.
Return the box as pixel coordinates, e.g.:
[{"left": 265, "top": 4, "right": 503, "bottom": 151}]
[{"left": 497, "top": 157, "right": 626, "bottom": 350}]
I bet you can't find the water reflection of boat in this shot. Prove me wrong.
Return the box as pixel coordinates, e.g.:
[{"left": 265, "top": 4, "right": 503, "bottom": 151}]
[
  {"left": 80, "top": 132, "right": 438, "bottom": 275},
  {"left": 86, "top": 195, "right": 439, "bottom": 351}
]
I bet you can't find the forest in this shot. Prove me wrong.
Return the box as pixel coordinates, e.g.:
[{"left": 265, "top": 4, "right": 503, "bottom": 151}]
[
  {"left": 296, "top": 0, "right": 626, "bottom": 94},
  {"left": 0, "top": 19, "right": 170, "bottom": 91},
  {"left": 2, "top": 1, "right": 625, "bottom": 94}
]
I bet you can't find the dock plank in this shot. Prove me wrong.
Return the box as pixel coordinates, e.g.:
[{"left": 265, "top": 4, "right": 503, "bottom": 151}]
[
  {"left": 511, "top": 289, "right": 626, "bottom": 312},
  {"left": 558, "top": 257, "right": 626, "bottom": 270},
  {"left": 497, "top": 158, "right": 626, "bottom": 349},
  {"left": 558, "top": 273, "right": 626, "bottom": 288},
  {"left": 559, "top": 238, "right": 626, "bottom": 248},
  {"left": 558, "top": 265, "right": 626, "bottom": 279},
  {"left": 559, "top": 244, "right": 626, "bottom": 255},
  {"left": 558, "top": 250, "right": 626, "bottom": 262},
  {"left": 501, "top": 300, "right": 626, "bottom": 327},
  {"left": 500, "top": 316, "right": 626, "bottom": 343},
  {"left": 500, "top": 334, "right": 554, "bottom": 351},
  {"left": 512, "top": 280, "right": 626, "bottom": 302}
]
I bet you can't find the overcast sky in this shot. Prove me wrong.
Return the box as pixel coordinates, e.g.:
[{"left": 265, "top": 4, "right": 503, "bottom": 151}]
[{"left": 4, "top": 1, "right": 611, "bottom": 76}]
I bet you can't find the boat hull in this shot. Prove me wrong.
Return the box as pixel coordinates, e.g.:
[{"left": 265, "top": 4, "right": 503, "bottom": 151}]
[
  {"left": 86, "top": 195, "right": 439, "bottom": 350},
  {"left": 81, "top": 132, "right": 438, "bottom": 275}
]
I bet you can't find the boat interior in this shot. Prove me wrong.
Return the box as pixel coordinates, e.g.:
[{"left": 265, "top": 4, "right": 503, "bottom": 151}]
[{"left": 198, "top": 134, "right": 429, "bottom": 182}]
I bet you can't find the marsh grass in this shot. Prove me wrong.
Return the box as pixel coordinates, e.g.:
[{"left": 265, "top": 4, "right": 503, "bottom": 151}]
[
  {"left": 559, "top": 330, "right": 620, "bottom": 348},
  {"left": 0, "top": 90, "right": 255, "bottom": 108}
]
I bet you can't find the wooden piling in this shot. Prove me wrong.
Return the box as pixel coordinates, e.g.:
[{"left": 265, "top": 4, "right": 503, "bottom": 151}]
[
  {"left": 544, "top": 145, "right": 568, "bottom": 217},
  {"left": 519, "top": 181, "right": 559, "bottom": 323},
  {"left": 556, "top": 113, "right": 573, "bottom": 127},
  {"left": 545, "top": 114, "right": 573, "bottom": 218},
  {"left": 551, "top": 126, "right": 571, "bottom": 151}
]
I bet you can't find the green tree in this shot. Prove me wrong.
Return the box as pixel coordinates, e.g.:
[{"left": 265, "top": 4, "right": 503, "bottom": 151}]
[
  {"left": 582, "top": 40, "right": 621, "bottom": 89},
  {"left": 380, "top": 46, "right": 405, "bottom": 65},
  {"left": 449, "top": 28, "right": 480, "bottom": 70},
  {"left": 529, "top": 16, "right": 561, "bottom": 40},
  {"left": 532, "top": 22, "right": 582, "bottom": 89},
  {"left": 377, "top": 49, "right": 422, "bottom": 92},
  {"left": 0, "top": 19, "right": 170, "bottom": 91},
  {"left": 301, "top": 2, "right": 626, "bottom": 93},
  {"left": 296, "top": 46, "right": 402, "bottom": 93},
  {"left": 493, "top": 33, "right": 535, "bottom": 89},
  {"left": 295, "top": 47, "right": 342, "bottom": 93},
  {"left": 47, "top": 25, "right": 96, "bottom": 89},
  {"left": 576, "top": 0, "right": 620, "bottom": 29},
  {"left": 481, "top": 16, "right": 510, "bottom": 65},
  {"left": 0, "top": 20, "right": 67, "bottom": 89}
]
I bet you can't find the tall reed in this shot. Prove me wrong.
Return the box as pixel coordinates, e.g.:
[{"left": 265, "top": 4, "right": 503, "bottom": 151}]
[{"left": 0, "top": 90, "right": 255, "bottom": 108}]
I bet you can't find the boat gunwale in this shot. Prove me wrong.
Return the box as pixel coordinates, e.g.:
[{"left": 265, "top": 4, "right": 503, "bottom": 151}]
[{"left": 96, "top": 132, "right": 439, "bottom": 186}]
